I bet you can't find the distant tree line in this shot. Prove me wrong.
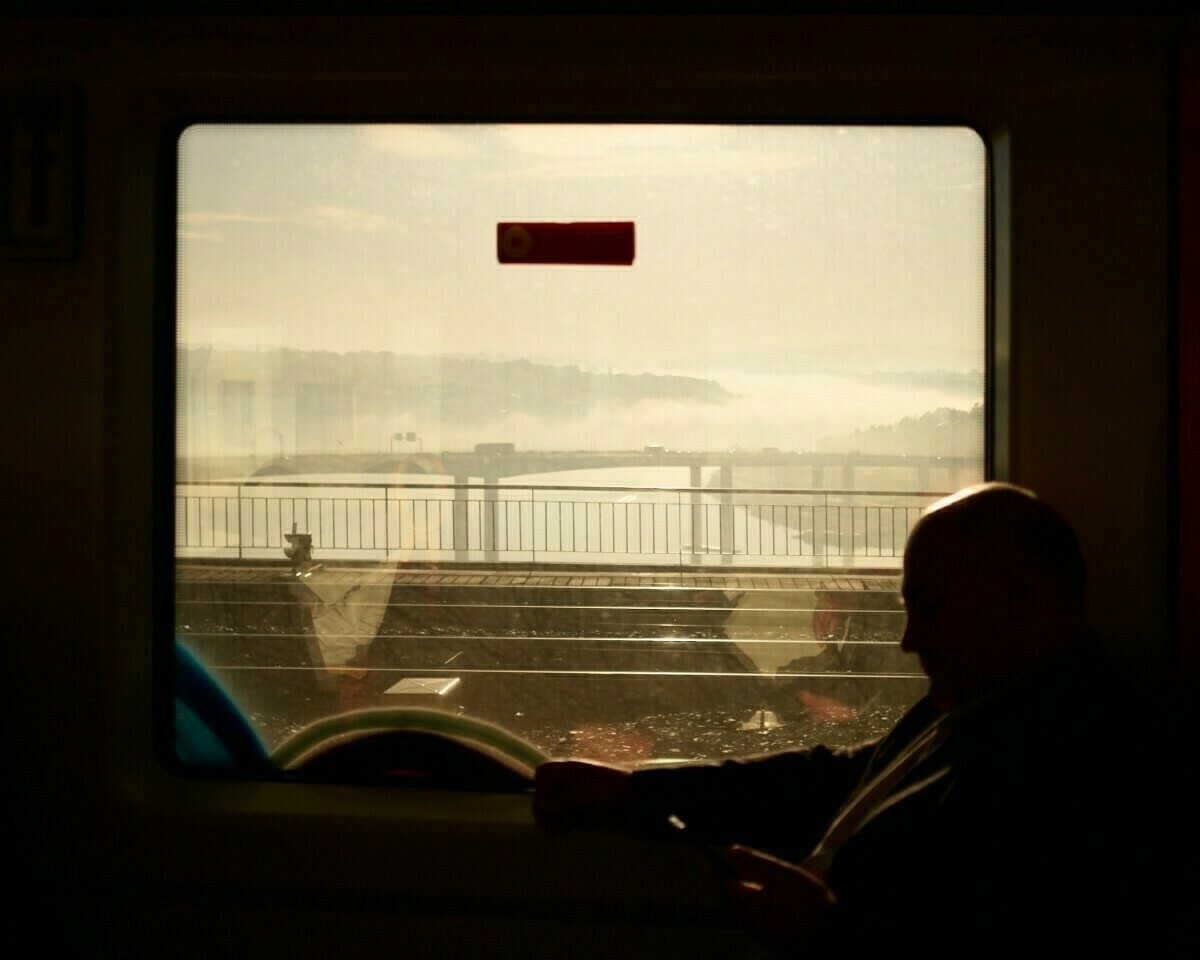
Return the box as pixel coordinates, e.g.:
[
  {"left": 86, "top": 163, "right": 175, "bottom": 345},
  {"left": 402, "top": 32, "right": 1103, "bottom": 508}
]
[{"left": 817, "top": 403, "right": 985, "bottom": 458}]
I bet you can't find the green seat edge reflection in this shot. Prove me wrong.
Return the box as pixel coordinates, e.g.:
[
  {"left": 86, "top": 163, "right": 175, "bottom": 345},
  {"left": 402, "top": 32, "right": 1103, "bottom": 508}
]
[{"left": 271, "top": 705, "right": 551, "bottom": 773}]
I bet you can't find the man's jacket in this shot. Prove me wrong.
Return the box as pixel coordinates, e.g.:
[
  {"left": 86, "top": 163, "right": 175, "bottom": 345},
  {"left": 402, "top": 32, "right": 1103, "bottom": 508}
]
[{"left": 626, "top": 640, "right": 1191, "bottom": 956}]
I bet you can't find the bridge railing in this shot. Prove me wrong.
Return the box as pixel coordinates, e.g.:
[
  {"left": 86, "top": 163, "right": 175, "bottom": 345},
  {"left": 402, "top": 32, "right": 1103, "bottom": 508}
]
[{"left": 175, "top": 481, "right": 949, "bottom": 567}]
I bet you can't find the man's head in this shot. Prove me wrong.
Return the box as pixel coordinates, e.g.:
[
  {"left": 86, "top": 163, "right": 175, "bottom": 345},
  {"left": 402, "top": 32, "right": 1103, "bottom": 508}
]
[{"left": 900, "top": 483, "right": 1087, "bottom": 710}]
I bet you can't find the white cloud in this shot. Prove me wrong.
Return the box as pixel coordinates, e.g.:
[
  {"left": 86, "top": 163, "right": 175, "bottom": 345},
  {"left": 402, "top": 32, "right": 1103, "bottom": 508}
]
[
  {"left": 179, "top": 211, "right": 286, "bottom": 225},
  {"left": 362, "top": 125, "right": 480, "bottom": 159},
  {"left": 309, "top": 205, "right": 396, "bottom": 234},
  {"left": 487, "top": 124, "right": 814, "bottom": 180},
  {"left": 180, "top": 206, "right": 399, "bottom": 235},
  {"left": 494, "top": 124, "right": 729, "bottom": 158},
  {"left": 179, "top": 229, "right": 224, "bottom": 241},
  {"left": 483, "top": 149, "right": 813, "bottom": 182}
]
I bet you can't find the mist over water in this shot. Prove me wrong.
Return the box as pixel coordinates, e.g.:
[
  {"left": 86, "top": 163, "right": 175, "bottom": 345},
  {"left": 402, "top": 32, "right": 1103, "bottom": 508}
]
[
  {"left": 179, "top": 357, "right": 984, "bottom": 463},
  {"left": 614, "top": 368, "right": 982, "bottom": 456}
]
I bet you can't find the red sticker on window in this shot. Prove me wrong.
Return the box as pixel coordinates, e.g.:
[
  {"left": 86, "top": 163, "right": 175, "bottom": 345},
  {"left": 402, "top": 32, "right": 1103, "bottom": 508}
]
[{"left": 497, "top": 221, "right": 635, "bottom": 265}]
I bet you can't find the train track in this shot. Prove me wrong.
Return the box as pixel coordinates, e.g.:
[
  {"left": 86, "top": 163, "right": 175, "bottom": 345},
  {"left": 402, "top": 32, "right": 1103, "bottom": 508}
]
[{"left": 175, "top": 562, "right": 925, "bottom": 760}]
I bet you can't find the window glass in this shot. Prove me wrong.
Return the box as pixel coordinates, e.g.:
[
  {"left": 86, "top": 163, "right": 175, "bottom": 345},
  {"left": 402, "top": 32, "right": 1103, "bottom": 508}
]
[{"left": 175, "top": 124, "right": 986, "bottom": 768}]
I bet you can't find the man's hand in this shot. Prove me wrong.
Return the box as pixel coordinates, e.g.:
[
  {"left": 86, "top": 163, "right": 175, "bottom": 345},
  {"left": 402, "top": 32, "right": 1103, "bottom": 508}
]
[
  {"left": 532, "top": 759, "right": 633, "bottom": 829},
  {"left": 721, "top": 846, "right": 836, "bottom": 953}
]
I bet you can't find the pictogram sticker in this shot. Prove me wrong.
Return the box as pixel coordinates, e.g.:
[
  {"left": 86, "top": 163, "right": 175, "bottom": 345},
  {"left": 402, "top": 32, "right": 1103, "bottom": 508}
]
[{"left": 497, "top": 221, "right": 635, "bottom": 265}]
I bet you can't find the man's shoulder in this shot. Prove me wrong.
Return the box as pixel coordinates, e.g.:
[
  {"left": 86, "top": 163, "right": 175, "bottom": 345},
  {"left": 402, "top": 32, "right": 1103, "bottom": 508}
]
[{"left": 949, "top": 637, "right": 1171, "bottom": 791}]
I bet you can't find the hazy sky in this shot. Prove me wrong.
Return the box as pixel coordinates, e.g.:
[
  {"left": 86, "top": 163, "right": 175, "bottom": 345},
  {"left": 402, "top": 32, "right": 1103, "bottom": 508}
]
[{"left": 177, "top": 124, "right": 986, "bottom": 377}]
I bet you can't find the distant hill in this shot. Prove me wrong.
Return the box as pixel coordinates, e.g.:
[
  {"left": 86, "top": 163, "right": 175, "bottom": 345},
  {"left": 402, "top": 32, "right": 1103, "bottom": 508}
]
[
  {"left": 837, "top": 369, "right": 984, "bottom": 395},
  {"left": 180, "top": 348, "right": 733, "bottom": 425},
  {"left": 817, "top": 404, "right": 985, "bottom": 458}
]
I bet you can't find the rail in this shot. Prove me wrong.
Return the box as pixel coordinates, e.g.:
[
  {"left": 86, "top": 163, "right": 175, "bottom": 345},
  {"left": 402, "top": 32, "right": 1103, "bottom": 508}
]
[{"left": 175, "top": 480, "right": 949, "bottom": 567}]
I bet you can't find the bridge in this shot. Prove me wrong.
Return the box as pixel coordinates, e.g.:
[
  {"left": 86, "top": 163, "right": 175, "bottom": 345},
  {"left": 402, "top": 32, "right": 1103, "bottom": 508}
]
[{"left": 182, "top": 449, "right": 978, "bottom": 490}]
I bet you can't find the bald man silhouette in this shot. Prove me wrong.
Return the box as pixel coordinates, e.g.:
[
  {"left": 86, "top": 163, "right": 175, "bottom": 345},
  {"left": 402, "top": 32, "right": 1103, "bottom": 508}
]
[{"left": 535, "top": 483, "right": 1187, "bottom": 957}]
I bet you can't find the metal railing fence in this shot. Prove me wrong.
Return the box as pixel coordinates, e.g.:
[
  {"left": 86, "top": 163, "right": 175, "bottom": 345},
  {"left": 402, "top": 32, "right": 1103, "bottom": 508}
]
[{"left": 175, "top": 480, "right": 948, "bottom": 566}]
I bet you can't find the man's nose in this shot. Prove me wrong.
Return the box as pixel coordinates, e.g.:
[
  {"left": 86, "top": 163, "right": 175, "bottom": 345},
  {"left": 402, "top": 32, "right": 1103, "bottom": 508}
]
[{"left": 900, "top": 617, "right": 917, "bottom": 653}]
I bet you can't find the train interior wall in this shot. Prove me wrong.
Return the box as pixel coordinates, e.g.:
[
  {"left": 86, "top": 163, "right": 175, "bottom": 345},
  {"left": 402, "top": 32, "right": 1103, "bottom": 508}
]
[{"left": 3, "top": 13, "right": 1197, "bottom": 957}]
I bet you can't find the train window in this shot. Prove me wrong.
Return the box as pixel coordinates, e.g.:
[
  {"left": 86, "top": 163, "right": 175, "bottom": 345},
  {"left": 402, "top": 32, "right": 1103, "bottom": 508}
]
[{"left": 173, "top": 124, "right": 987, "bottom": 774}]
